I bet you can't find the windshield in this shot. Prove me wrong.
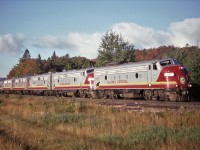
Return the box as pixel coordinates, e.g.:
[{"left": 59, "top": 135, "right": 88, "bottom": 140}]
[
  {"left": 160, "top": 60, "right": 172, "bottom": 66},
  {"left": 173, "top": 59, "right": 182, "bottom": 65},
  {"left": 159, "top": 59, "right": 183, "bottom": 67},
  {"left": 87, "top": 69, "right": 94, "bottom": 74}
]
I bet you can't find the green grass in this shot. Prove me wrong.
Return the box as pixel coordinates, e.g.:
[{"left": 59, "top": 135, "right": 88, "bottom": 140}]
[{"left": 97, "top": 126, "right": 200, "bottom": 149}]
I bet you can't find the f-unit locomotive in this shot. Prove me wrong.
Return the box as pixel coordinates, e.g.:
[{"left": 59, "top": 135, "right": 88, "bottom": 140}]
[{"left": 0, "top": 58, "right": 191, "bottom": 101}]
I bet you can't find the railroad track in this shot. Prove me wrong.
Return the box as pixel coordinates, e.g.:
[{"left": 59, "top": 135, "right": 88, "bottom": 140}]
[
  {"left": 2, "top": 94, "right": 200, "bottom": 112},
  {"left": 97, "top": 99, "right": 200, "bottom": 112}
]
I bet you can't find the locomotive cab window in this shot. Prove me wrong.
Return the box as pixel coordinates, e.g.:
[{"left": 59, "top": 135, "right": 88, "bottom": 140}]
[{"left": 153, "top": 63, "right": 157, "bottom": 70}]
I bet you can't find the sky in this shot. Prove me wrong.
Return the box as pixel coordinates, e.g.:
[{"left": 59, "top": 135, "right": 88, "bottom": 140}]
[{"left": 0, "top": 0, "right": 200, "bottom": 77}]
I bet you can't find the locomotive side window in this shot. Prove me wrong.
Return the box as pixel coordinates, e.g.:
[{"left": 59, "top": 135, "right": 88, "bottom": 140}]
[
  {"left": 135, "top": 73, "right": 138, "bottom": 78},
  {"left": 149, "top": 65, "right": 151, "bottom": 70},
  {"left": 126, "top": 75, "right": 128, "bottom": 79},
  {"left": 105, "top": 75, "right": 107, "bottom": 80}
]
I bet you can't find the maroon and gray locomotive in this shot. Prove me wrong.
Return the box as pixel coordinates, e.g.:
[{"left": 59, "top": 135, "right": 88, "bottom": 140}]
[{"left": 0, "top": 58, "right": 191, "bottom": 101}]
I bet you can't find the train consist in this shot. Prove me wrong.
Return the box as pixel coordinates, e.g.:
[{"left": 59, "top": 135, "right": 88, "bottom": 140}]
[{"left": 0, "top": 58, "right": 191, "bottom": 101}]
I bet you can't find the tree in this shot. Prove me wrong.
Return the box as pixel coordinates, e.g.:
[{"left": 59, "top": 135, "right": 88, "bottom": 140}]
[
  {"left": 168, "top": 46, "right": 200, "bottom": 84},
  {"left": 96, "top": 31, "right": 135, "bottom": 67},
  {"left": 22, "top": 49, "right": 31, "bottom": 59},
  {"left": 36, "top": 54, "right": 44, "bottom": 74},
  {"left": 52, "top": 51, "right": 57, "bottom": 60}
]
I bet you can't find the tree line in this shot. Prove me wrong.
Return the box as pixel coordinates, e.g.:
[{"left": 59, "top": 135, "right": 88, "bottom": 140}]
[{"left": 7, "top": 31, "right": 200, "bottom": 86}]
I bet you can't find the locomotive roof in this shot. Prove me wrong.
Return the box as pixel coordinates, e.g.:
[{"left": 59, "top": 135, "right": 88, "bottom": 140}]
[
  {"left": 95, "top": 58, "right": 178, "bottom": 71},
  {"left": 52, "top": 68, "right": 94, "bottom": 75},
  {"left": 29, "top": 72, "right": 52, "bottom": 78},
  {"left": 95, "top": 58, "right": 168, "bottom": 70},
  {"left": 0, "top": 78, "right": 6, "bottom": 81}
]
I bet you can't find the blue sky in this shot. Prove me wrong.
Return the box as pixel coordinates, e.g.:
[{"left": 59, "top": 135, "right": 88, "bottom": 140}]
[{"left": 0, "top": 0, "right": 200, "bottom": 77}]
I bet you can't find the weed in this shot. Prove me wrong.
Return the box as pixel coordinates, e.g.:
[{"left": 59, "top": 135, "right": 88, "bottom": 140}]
[
  {"left": 0, "top": 99, "right": 5, "bottom": 106},
  {"left": 5, "top": 94, "right": 9, "bottom": 99},
  {"left": 79, "top": 101, "right": 87, "bottom": 113},
  {"left": 41, "top": 113, "right": 86, "bottom": 125},
  {"left": 65, "top": 102, "right": 76, "bottom": 113},
  {"left": 17, "top": 94, "right": 24, "bottom": 100},
  {"left": 1, "top": 96, "right": 200, "bottom": 149}
]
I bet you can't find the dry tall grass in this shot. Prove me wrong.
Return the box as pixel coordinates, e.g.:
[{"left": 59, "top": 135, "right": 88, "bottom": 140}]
[{"left": 0, "top": 94, "right": 200, "bottom": 149}]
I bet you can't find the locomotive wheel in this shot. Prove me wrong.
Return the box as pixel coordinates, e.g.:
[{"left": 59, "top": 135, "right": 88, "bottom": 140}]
[
  {"left": 144, "top": 90, "right": 152, "bottom": 100},
  {"left": 111, "top": 92, "right": 118, "bottom": 100},
  {"left": 96, "top": 91, "right": 106, "bottom": 99},
  {"left": 79, "top": 92, "right": 83, "bottom": 98}
]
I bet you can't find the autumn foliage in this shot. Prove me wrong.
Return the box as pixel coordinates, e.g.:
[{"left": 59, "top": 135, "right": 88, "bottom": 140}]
[
  {"left": 7, "top": 45, "right": 200, "bottom": 86},
  {"left": 8, "top": 59, "right": 38, "bottom": 78},
  {"left": 7, "top": 50, "right": 94, "bottom": 79}
]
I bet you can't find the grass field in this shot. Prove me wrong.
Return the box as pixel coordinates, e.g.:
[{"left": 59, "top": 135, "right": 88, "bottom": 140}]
[{"left": 0, "top": 94, "right": 200, "bottom": 150}]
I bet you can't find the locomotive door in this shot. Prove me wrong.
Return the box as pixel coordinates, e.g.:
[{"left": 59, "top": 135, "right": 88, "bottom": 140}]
[{"left": 147, "top": 63, "right": 158, "bottom": 86}]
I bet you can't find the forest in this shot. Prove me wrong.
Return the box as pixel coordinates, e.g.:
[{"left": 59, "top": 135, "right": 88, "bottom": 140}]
[{"left": 7, "top": 31, "right": 200, "bottom": 87}]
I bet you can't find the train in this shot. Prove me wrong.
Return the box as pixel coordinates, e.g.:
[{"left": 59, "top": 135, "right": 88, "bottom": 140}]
[{"left": 0, "top": 58, "right": 192, "bottom": 101}]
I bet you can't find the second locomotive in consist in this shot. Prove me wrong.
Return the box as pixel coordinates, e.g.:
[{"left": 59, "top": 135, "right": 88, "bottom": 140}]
[{"left": 0, "top": 58, "right": 191, "bottom": 101}]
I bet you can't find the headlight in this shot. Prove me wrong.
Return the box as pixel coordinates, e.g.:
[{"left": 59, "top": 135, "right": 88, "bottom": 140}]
[{"left": 180, "top": 76, "right": 186, "bottom": 84}]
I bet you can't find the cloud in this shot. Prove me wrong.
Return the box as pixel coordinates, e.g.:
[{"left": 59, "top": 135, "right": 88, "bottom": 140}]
[
  {"left": 111, "top": 22, "right": 172, "bottom": 49},
  {"left": 67, "top": 32, "right": 103, "bottom": 58},
  {"left": 111, "top": 18, "right": 200, "bottom": 48},
  {"left": 30, "top": 18, "right": 200, "bottom": 59},
  {"left": 170, "top": 18, "right": 200, "bottom": 46},
  {"left": 34, "top": 32, "right": 103, "bottom": 59},
  {"left": 33, "top": 35, "right": 73, "bottom": 49},
  {"left": 0, "top": 33, "right": 25, "bottom": 55},
  {"left": 3, "top": 17, "right": 197, "bottom": 59}
]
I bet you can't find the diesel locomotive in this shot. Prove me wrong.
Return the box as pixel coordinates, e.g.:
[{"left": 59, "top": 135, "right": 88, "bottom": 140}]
[{"left": 0, "top": 58, "right": 191, "bottom": 101}]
